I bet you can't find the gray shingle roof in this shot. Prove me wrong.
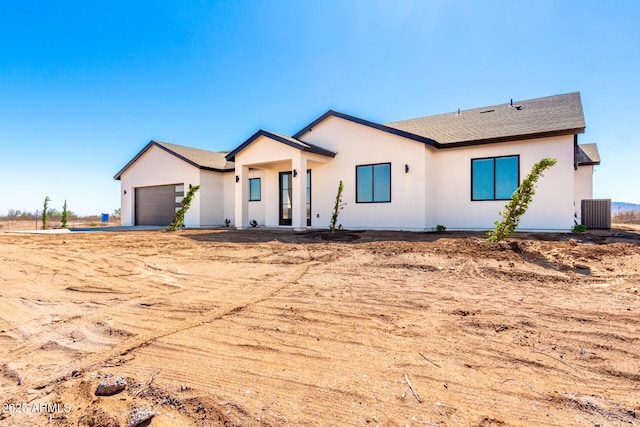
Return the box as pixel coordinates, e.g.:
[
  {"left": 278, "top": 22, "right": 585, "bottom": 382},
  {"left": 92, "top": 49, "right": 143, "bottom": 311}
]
[
  {"left": 153, "top": 141, "right": 235, "bottom": 170},
  {"left": 385, "top": 92, "right": 586, "bottom": 146},
  {"left": 114, "top": 140, "right": 234, "bottom": 180},
  {"left": 576, "top": 143, "right": 601, "bottom": 165}
]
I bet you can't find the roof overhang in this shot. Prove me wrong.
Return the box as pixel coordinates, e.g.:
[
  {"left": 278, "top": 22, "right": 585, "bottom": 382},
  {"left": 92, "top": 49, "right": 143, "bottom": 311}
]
[
  {"left": 114, "top": 140, "right": 234, "bottom": 180},
  {"left": 292, "top": 110, "right": 439, "bottom": 147},
  {"left": 437, "top": 128, "right": 586, "bottom": 149},
  {"left": 225, "top": 130, "right": 336, "bottom": 162}
]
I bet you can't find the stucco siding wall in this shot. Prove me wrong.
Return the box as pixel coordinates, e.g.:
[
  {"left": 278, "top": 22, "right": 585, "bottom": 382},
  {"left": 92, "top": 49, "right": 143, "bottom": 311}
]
[
  {"left": 222, "top": 173, "right": 235, "bottom": 226},
  {"left": 300, "top": 116, "right": 429, "bottom": 230},
  {"left": 574, "top": 165, "right": 593, "bottom": 221},
  {"left": 199, "top": 170, "right": 225, "bottom": 226},
  {"left": 119, "top": 146, "right": 201, "bottom": 226},
  {"left": 432, "top": 135, "right": 576, "bottom": 231}
]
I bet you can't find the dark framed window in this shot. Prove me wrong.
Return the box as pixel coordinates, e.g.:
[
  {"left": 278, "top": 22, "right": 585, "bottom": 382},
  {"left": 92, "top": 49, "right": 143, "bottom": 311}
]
[
  {"left": 356, "top": 163, "right": 391, "bottom": 203},
  {"left": 471, "top": 155, "right": 519, "bottom": 201},
  {"left": 249, "top": 178, "right": 261, "bottom": 201}
]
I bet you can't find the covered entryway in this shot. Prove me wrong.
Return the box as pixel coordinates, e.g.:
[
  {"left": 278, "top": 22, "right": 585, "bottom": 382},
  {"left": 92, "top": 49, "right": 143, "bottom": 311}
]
[
  {"left": 134, "top": 184, "right": 184, "bottom": 225},
  {"left": 225, "top": 129, "right": 336, "bottom": 230}
]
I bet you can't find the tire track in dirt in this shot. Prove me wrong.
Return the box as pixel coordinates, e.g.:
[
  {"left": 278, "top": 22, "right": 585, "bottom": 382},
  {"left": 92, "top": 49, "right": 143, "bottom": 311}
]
[{"left": 6, "top": 256, "right": 317, "bottom": 401}]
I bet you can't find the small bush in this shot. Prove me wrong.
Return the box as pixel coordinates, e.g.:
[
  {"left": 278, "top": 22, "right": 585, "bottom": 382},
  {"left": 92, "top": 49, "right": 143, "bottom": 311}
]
[
  {"left": 436, "top": 224, "right": 446, "bottom": 232},
  {"left": 488, "top": 158, "right": 557, "bottom": 242},
  {"left": 168, "top": 185, "right": 200, "bottom": 231},
  {"left": 571, "top": 224, "right": 587, "bottom": 233},
  {"left": 613, "top": 210, "right": 640, "bottom": 224},
  {"left": 329, "top": 180, "right": 345, "bottom": 234},
  {"left": 224, "top": 218, "right": 231, "bottom": 227},
  {"left": 90, "top": 222, "right": 98, "bottom": 227},
  {"left": 250, "top": 219, "right": 258, "bottom": 228}
]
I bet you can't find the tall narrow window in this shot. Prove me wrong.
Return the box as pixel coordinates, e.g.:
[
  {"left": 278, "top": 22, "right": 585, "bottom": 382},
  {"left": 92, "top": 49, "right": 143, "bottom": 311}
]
[
  {"left": 356, "top": 163, "right": 391, "bottom": 203},
  {"left": 471, "top": 155, "right": 519, "bottom": 200},
  {"left": 248, "top": 178, "right": 261, "bottom": 201}
]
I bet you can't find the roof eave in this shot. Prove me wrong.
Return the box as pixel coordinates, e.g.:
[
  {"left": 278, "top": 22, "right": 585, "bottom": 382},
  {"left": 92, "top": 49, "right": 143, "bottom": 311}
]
[
  {"left": 114, "top": 140, "right": 219, "bottom": 180},
  {"left": 293, "top": 110, "right": 439, "bottom": 148},
  {"left": 225, "top": 129, "right": 336, "bottom": 162},
  {"left": 577, "top": 161, "right": 600, "bottom": 166},
  {"left": 437, "top": 127, "right": 585, "bottom": 149},
  {"left": 113, "top": 140, "right": 158, "bottom": 180}
]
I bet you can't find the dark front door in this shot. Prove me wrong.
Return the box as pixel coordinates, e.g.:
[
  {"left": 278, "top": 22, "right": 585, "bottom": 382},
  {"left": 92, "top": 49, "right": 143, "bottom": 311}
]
[
  {"left": 279, "top": 170, "right": 312, "bottom": 226},
  {"left": 279, "top": 172, "right": 292, "bottom": 225}
]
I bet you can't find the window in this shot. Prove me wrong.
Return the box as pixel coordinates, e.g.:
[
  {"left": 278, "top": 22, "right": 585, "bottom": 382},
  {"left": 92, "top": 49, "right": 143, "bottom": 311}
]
[
  {"left": 249, "top": 178, "right": 261, "bottom": 201},
  {"left": 471, "top": 155, "right": 519, "bottom": 200},
  {"left": 356, "top": 163, "right": 391, "bottom": 203}
]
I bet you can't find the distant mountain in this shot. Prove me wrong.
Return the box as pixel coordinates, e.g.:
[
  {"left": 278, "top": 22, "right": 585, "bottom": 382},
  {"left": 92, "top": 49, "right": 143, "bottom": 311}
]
[{"left": 612, "top": 202, "right": 640, "bottom": 213}]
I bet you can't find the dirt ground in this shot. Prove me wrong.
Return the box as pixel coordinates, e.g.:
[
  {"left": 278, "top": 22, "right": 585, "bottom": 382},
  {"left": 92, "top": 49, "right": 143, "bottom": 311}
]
[{"left": 0, "top": 226, "right": 639, "bottom": 426}]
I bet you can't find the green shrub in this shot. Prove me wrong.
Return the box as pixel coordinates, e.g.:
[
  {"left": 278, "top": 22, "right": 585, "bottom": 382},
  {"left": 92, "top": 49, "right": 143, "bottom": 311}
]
[
  {"left": 250, "top": 219, "right": 258, "bottom": 227},
  {"left": 168, "top": 185, "right": 200, "bottom": 231},
  {"left": 42, "top": 196, "right": 51, "bottom": 230},
  {"left": 571, "top": 224, "right": 587, "bottom": 233},
  {"left": 487, "top": 158, "right": 557, "bottom": 242},
  {"left": 329, "top": 180, "right": 345, "bottom": 234},
  {"left": 436, "top": 224, "right": 446, "bottom": 232},
  {"left": 61, "top": 200, "right": 69, "bottom": 229},
  {"left": 224, "top": 218, "right": 231, "bottom": 227}
]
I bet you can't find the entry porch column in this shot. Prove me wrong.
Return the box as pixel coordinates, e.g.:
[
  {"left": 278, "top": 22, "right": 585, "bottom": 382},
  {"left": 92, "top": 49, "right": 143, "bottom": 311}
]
[
  {"left": 234, "top": 164, "right": 249, "bottom": 230},
  {"left": 291, "top": 153, "right": 307, "bottom": 231}
]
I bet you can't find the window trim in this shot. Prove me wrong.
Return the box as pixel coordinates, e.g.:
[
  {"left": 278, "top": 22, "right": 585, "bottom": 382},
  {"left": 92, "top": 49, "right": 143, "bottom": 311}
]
[
  {"left": 248, "top": 177, "right": 261, "bottom": 202},
  {"left": 355, "top": 162, "right": 392, "bottom": 203},
  {"left": 470, "top": 155, "right": 520, "bottom": 201}
]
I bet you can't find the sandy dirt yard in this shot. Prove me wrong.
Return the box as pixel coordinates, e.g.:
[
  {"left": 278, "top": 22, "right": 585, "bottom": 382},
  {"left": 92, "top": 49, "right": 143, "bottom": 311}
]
[{"left": 0, "top": 227, "right": 639, "bottom": 427}]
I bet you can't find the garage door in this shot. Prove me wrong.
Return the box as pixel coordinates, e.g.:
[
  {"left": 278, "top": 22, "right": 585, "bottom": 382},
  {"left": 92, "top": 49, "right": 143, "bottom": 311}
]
[{"left": 135, "top": 184, "right": 184, "bottom": 226}]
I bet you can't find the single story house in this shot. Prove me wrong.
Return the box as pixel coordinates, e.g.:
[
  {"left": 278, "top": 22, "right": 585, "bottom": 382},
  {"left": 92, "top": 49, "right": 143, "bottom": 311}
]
[{"left": 114, "top": 92, "right": 600, "bottom": 231}]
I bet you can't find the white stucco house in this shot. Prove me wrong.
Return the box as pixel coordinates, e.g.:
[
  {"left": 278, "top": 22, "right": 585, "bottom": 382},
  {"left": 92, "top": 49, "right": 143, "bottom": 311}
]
[{"left": 114, "top": 92, "right": 600, "bottom": 231}]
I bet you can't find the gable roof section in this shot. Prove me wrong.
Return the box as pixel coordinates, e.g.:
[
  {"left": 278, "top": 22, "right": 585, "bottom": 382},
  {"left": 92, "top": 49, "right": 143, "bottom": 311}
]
[
  {"left": 114, "top": 140, "right": 234, "bottom": 180},
  {"left": 290, "top": 93, "right": 584, "bottom": 149},
  {"left": 576, "top": 143, "right": 601, "bottom": 166},
  {"left": 292, "top": 110, "right": 439, "bottom": 147},
  {"left": 225, "top": 129, "right": 336, "bottom": 162},
  {"left": 385, "top": 92, "right": 586, "bottom": 147}
]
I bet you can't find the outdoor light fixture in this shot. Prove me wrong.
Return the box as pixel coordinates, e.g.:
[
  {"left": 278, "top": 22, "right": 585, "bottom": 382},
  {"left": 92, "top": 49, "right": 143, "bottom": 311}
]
[
  {"left": 235, "top": 175, "right": 239, "bottom": 182},
  {"left": 123, "top": 189, "right": 127, "bottom": 195},
  {"left": 293, "top": 169, "right": 298, "bottom": 177},
  {"left": 405, "top": 164, "right": 409, "bottom": 173}
]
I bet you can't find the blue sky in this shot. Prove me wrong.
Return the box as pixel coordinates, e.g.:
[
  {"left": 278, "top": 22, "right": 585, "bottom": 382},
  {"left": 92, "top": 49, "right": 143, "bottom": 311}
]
[{"left": 0, "top": 1, "right": 638, "bottom": 216}]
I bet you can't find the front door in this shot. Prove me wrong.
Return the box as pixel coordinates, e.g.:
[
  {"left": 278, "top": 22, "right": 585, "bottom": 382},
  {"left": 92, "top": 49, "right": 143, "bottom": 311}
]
[
  {"left": 279, "top": 172, "right": 292, "bottom": 225},
  {"left": 279, "top": 170, "right": 311, "bottom": 226}
]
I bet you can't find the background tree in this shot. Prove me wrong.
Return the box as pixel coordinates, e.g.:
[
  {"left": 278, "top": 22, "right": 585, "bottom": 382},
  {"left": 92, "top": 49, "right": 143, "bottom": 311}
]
[
  {"left": 42, "top": 196, "right": 51, "bottom": 230},
  {"left": 61, "top": 200, "right": 69, "bottom": 228}
]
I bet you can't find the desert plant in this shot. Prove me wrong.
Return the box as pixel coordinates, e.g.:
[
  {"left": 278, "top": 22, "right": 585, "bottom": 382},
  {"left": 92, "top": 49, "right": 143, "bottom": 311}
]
[
  {"left": 42, "top": 196, "right": 51, "bottom": 230},
  {"left": 487, "top": 158, "right": 557, "bottom": 242},
  {"left": 61, "top": 200, "right": 69, "bottom": 228},
  {"left": 250, "top": 219, "right": 258, "bottom": 227},
  {"left": 225, "top": 218, "right": 231, "bottom": 227},
  {"left": 571, "top": 224, "right": 587, "bottom": 233},
  {"left": 167, "top": 185, "right": 200, "bottom": 231},
  {"left": 613, "top": 210, "right": 640, "bottom": 224},
  {"left": 329, "top": 180, "right": 345, "bottom": 234},
  {"left": 436, "top": 224, "right": 446, "bottom": 232}
]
